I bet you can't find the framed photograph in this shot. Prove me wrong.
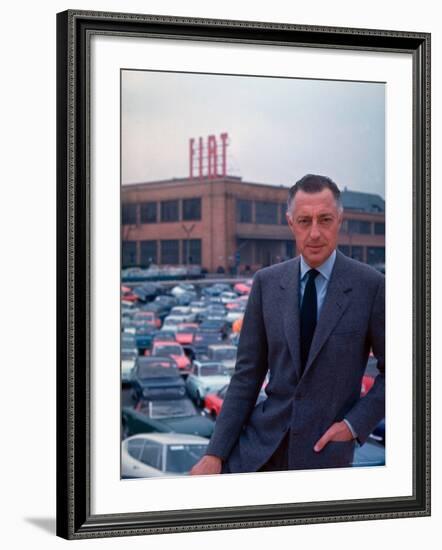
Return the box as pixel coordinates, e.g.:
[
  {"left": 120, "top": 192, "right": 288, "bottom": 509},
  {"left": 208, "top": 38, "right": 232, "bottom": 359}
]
[{"left": 56, "top": 10, "right": 430, "bottom": 539}]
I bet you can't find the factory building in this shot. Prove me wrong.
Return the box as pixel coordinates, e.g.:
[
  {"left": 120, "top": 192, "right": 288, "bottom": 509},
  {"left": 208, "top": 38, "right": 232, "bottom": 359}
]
[{"left": 121, "top": 175, "right": 385, "bottom": 273}]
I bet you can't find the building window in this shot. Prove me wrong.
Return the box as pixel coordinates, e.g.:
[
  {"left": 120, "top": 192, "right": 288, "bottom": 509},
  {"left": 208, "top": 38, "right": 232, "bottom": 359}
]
[
  {"left": 285, "top": 240, "right": 295, "bottom": 259},
  {"left": 350, "top": 246, "right": 364, "bottom": 262},
  {"left": 161, "top": 200, "right": 179, "bottom": 222},
  {"left": 161, "top": 240, "right": 180, "bottom": 264},
  {"left": 374, "top": 222, "right": 385, "bottom": 235},
  {"left": 182, "top": 198, "right": 201, "bottom": 221},
  {"left": 237, "top": 239, "right": 253, "bottom": 265},
  {"left": 140, "top": 240, "right": 157, "bottom": 266},
  {"left": 182, "top": 239, "right": 201, "bottom": 265},
  {"left": 339, "top": 245, "right": 364, "bottom": 262},
  {"left": 122, "top": 241, "right": 137, "bottom": 267},
  {"left": 281, "top": 203, "right": 288, "bottom": 225},
  {"left": 122, "top": 204, "right": 137, "bottom": 225},
  {"left": 367, "top": 247, "right": 385, "bottom": 265},
  {"left": 255, "top": 201, "right": 278, "bottom": 224},
  {"left": 236, "top": 199, "right": 252, "bottom": 223},
  {"left": 347, "top": 220, "right": 371, "bottom": 234},
  {"left": 140, "top": 202, "right": 157, "bottom": 223}
]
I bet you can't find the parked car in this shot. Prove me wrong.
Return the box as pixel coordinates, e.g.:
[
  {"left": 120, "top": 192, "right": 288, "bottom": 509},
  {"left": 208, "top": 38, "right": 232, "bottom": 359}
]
[
  {"left": 121, "top": 285, "right": 138, "bottom": 302},
  {"left": 186, "top": 361, "right": 231, "bottom": 407},
  {"left": 129, "top": 357, "right": 185, "bottom": 401},
  {"left": 175, "top": 325, "right": 198, "bottom": 346},
  {"left": 122, "top": 433, "right": 209, "bottom": 478},
  {"left": 121, "top": 349, "right": 138, "bottom": 385},
  {"left": 133, "top": 310, "right": 161, "bottom": 328},
  {"left": 198, "top": 319, "right": 229, "bottom": 338},
  {"left": 151, "top": 330, "right": 176, "bottom": 345},
  {"left": 170, "top": 283, "right": 196, "bottom": 297},
  {"left": 226, "top": 310, "right": 244, "bottom": 324},
  {"left": 203, "top": 384, "right": 228, "bottom": 419},
  {"left": 133, "top": 326, "right": 156, "bottom": 351},
  {"left": 121, "top": 332, "right": 137, "bottom": 353},
  {"left": 233, "top": 282, "right": 251, "bottom": 295},
  {"left": 204, "top": 383, "right": 267, "bottom": 419},
  {"left": 151, "top": 341, "right": 191, "bottom": 374},
  {"left": 206, "top": 344, "right": 237, "bottom": 372},
  {"left": 352, "top": 439, "right": 385, "bottom": 467},
  {"left": 225, "top": 295, "right": 249, "bottom": 310},
  {"left": 161, "top": 315, "right": 192, "bottom": 333},
  {"left": 193, "top": 329, "right": 224, "bottom": 356},
  {"left": 189, "top": 300, "right": 208, "bottom": 315},
  {"left": 220, "top": 291, "right": 238, "bottom": 304},
  {"left": 169, "top": 306, "right": 196, "bottom": 322},
  {"left": 176, "top": 291, "right": 198, "bottom": 305},
  {"left": 122, "top": 396, "right": 215, "bottom": 439},
  {"left": 370, "top": 418, "right": 386, "bottom": 445}
]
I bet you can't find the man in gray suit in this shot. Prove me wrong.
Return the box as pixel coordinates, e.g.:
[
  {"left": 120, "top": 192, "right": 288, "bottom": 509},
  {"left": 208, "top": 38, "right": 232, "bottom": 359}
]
[{"left": 190, "top": 174, "right": 385, "bottom": 475}]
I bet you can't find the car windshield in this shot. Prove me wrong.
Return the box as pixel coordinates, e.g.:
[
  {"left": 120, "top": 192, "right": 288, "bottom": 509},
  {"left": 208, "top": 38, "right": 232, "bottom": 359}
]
[
  {"left": 164, "top": 318, "right": 182, "bottom": 326},
  {"left": 155, "top": 345, "right": 182, "bottom": 356},
  {"left": 139, "top": 399, "right": 196, "bottom": 419},
  {"left": 212, "top": 348, "right": 236, "bottom": 360},
  {"left": 135, "top": 312, "right": 154, "bottom": 320},
  {"left": 165, "top": 444, "right": 208, "bottom": 474},
  {"left": 177, "top": 327, "right": 197, "bottom": 334},
  {"left": 137, "top": 361, "right": 176, "bottom": 377},
  {"left": 199, "top": 364, "right": 226, "bottom": 376}
]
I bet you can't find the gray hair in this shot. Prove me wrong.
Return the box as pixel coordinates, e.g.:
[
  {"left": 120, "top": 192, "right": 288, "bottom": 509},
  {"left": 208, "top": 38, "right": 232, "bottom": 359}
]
[{"left": 286, "top": 174, "right": 343, "bottom": 216}]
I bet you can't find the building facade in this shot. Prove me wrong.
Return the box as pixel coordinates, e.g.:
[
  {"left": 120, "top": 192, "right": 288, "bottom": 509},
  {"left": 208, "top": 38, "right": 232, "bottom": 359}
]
[{"left": 121, "top": 176, "right": 385, "bottom": 273}]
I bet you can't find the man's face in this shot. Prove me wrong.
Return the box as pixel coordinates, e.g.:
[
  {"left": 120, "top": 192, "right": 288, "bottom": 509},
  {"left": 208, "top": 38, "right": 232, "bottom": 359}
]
[{"left": 286, "top": 188, "right": 343, "bottom": 268}]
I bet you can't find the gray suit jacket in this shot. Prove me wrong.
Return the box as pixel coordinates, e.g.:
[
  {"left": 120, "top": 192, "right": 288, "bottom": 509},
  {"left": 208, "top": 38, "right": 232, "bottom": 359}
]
[{"left": 206, "top": 250, "right": 385, "bottom": 472}]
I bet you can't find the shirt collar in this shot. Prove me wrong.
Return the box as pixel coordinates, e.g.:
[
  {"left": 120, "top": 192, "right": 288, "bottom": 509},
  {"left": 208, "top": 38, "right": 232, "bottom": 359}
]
[{"left": 300, "top": 249, "right": 337, "bottom": 281}]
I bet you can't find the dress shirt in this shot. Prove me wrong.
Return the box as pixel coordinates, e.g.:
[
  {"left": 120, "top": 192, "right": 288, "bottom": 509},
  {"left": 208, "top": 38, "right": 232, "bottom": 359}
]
[
  {"left": 300, "top": 249, "right": 336, "bottom": 321},
  {"left": 299, "top": 249, "right": 357, "bottom": 441}
]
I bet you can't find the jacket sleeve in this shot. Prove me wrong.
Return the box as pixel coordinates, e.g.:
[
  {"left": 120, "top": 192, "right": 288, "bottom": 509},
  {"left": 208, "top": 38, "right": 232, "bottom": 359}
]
[
  {"left": 205, "top": 271, "right": 269, "bottom": 460},
  {"left": 344, "top": 275, "right": 385, "bottom": 445}
]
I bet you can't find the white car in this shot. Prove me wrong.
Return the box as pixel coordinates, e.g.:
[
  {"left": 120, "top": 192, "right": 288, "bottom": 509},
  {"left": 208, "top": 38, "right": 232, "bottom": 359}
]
[
  {"left": 121, "top": 352, "right": 137, "bottom": 383},
  {"left": 226, "top": 310, "right": 245, "bottom": 323},
  {"left": 207, "top": 344, "right": 238, "bottom": 372},
  {"left": 161, "top": 316, "right": 188, "bottom": 333},
  {"left": 186, "top": 361, "right": 231, "bottom": 407},
  {"left": 121, "top": 433, "right": 209, "bottom": 478},
  {"left": 170, "top": 284, "right": 196, "bottom": 297}
]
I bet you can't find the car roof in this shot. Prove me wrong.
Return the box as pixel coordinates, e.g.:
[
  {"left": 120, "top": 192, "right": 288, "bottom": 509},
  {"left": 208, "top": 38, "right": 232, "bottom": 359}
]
[
  {"left": 126, "top": 433, "right": 209, "bottom": 444},
  {"left": 136, "top": 357, "right": 178, "bottom": 369}
]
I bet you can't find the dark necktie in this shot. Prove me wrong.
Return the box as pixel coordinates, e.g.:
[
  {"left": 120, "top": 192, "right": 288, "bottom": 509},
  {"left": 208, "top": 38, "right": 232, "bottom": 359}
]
[{"left": 300, "top": 268, "right": 319, "bottom": 371}]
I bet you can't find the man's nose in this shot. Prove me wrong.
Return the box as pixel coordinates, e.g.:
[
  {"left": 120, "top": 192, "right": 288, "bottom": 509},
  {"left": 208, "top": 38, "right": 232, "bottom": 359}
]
[{"left": 309, "top": 221, "right": 321, "bottom": 239}]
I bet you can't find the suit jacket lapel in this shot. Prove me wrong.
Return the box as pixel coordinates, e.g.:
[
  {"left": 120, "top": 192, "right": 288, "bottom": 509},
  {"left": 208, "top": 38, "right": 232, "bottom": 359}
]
[
  {"left": 280, "top": 257, "right": 303, "bottom": 381},
  {"left": 302, "top": 251, "right": 353, "bottom": 377}
]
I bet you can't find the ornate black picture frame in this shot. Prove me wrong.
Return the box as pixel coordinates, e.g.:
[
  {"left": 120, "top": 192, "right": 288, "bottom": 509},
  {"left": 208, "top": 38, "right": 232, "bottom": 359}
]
[{"left": 56, "top": 9, "right": 430, "bottom": 540}]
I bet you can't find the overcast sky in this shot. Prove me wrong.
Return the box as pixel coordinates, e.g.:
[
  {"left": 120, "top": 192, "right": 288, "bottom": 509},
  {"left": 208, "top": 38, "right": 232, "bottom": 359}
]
[{"left": 122, "top": 70, "right": 385, "bottom": 198}]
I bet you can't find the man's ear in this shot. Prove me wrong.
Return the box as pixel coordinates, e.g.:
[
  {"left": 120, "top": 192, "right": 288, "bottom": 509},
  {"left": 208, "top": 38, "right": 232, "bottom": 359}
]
[
  {"left": 337, "top": 211, "right": 344, "bottom": 229},
  {"left": 286, "top": 212, "right": 293, "bottom": 229}
]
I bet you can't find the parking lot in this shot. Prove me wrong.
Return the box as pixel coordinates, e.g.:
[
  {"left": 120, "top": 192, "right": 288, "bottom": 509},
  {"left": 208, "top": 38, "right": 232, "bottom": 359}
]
[{"left": 121, "top": 276, "right": 385, "bottom": 478}]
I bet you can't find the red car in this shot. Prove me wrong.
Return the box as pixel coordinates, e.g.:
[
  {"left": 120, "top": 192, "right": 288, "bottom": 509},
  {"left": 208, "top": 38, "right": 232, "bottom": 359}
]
[
  {"left": 204, "top": 382, "right": 268, "bottom": 419},
  {"left": 203, "top": 385, "right": 228, "bottom": 419},
  {"left": 175, "top": 324, "right": 198, "bottom": 345},
  {"left": 233, "top": 282, "right": 251, "bottom": 295},
  {"left": 121, "top": 285, "right": 138, "bottom": 303},
  {"left": 360, "top": 375, "right": 375, "bottom": 397},
  {"left": 150, "top": 341, "right": 191, "bottom": 374}
]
